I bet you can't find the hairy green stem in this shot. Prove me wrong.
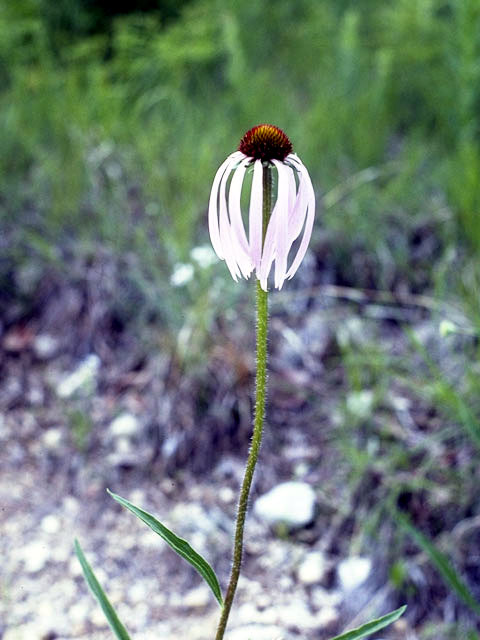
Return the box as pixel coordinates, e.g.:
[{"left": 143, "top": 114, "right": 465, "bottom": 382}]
[{"left": 214, "top": 166, "right": 271, "bottom": 640}]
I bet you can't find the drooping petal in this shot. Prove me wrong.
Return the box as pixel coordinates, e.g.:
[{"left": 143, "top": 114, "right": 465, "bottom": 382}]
[
  {"left": 259, "top": 198, "right": 278, "bottom": 284},
  {"left": 272, "top": 160, "right": 291, "bottom": 289},
  {"left": 285, "top": 156, "right": 315, "bottom": 280},
  {"left": 287, "top": 166, "right": 307, "bottom": 245},
  {"left": 228, "top": 157, "right": 254, "bottom": 278},
  {"left": 208, "top": 151, "right": 244, "bottom": 259},
  {"left": 219, "top": 158, "right": 242, "bottom": 281},
  {"left": 248, "top": 160, "right": 264, "bottom": 270},
  {"left": 288, "top": 166, "right": 297, "bottom": 214}
]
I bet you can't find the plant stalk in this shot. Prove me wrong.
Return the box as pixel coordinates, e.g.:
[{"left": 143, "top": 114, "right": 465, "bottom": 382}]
[{"left": 214, "top": 165, "right": 271, "bottom": 640}]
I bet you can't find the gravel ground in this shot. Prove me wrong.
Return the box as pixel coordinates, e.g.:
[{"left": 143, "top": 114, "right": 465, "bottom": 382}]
[{"left": 2, "top": 262, "right": 477, "bottom": 639}]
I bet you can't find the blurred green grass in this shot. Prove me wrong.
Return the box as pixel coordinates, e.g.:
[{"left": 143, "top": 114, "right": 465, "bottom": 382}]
[{"left": 2, "top": 0, "right": 480, "bottom": 323}]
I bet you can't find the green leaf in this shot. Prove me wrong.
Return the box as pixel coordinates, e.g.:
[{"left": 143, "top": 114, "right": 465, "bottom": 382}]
[
  {"left": 107, "top": 489, "right": 223, "bottom": 606},
  {"left": 395, "top": 510, "right": 480, "bottom": 616},
  {"left": 329, "top": 605, "right": 406, "bottom": 640},
  {"left": 74, "top": 539, "right": 132, "bottom": 640}
]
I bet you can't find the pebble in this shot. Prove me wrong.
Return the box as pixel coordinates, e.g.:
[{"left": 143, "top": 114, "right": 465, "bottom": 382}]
[
  {"left": 21, "top": 540, "right": 50, "bottom": 573},
  {"left": 310, "top": 586, "right": 342, "bottom": 610},
  {"left": 42, "top": 428, "right": 63, "bottom": 450},
  {"left": 109, "top": 412, "right": 139, "bottom": 439},
  {"left": 297, "top": 551, "right": 327, "bottom": 585},
  {"left": 276, "top": 598, "right": 319, "bottom": 630},
  {"left": 56, "top": 354, "right": 100, "bottom": 399},
  {"left": 254, "top": 481, "right": 316, "bottom": 528},
  {"left": 315, "top": 605, "right": 339, "bottom": 629},
  {"left": 33, "top": 334, "right": 59, "bottom": 360},
  {"left": 226, "top": 624, "right": 288, "bottom": 640},
  {"left": 41, "top": 514, "right": 61, "bottom": 534},
  {"left": 183, "top": 585, "right": 211, "bottom": 609},
  {"left": 346, "top": 390, "right": 374, "bottom": 419},
  {"left": 338, "top": 556, "right": 372, "bottom": 591}
]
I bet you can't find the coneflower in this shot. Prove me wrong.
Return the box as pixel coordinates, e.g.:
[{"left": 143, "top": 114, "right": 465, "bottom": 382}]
[{"left": 208, "top": 124, "right": 315, "bottom": 290}]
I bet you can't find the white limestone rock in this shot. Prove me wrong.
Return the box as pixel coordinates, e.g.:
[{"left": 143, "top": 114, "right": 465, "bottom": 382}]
[
  {"left": 254, "top": 481, "right": 316, "bottom": 529},
  {"left": 338, "top": 556, "right": 372, "bottom": 591}
]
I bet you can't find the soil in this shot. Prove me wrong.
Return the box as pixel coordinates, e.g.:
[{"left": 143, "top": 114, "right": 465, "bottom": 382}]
[{"left": 1, "top": 253, "right": 479, "bottom": 640}]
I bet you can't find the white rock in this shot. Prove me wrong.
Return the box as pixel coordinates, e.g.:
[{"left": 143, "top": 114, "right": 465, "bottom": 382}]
[
  {"left": 33, "top": 334, "right": 58, "bottom": 359},
  {"left": 338, "top": 556, "right": 372, "bottom": 591},
  {"left": 297, "top": 551, "right": 327, "bottom": 585},
  {"left": 277, "top": 598, "right": 319, "bottom": 630},
  {"left": 311, "top": 586, "right": 342, "bottom": 610},
  {"left": 109, "top": 412, "right": 139, "bottom": 438},
  {"left": 128, "top": 581, "right": 148, "bottom": 604},
  {"left": 3, "top": 623, "right": 42, "bottom": 640},
  {"left": 183, "top": 585, "right": 211, "bottom": 609},
  {"left": 226, "top": 625, "right": 286, "bottom": 640},
  {"left": 346, "top": 390, "right": 374, "bottom": 419},
  {"left": 56, "top": 354, "right": 100, "bottom": 398},
  {"left": 190, "top": 245, "right": 218, "bottom": 268},
  {"left": 170, "top": 263, "right": 194, "bottom": 287},
  {"left": 21, "top": 540, "right": 50, "bottom": 573},
  {"left": 315, "top": 605, "right": 339, "bottom": 629},
  {"left": 41, "top": 514, "right": 61, "bottom": 534},
  {"left": 42, "top": 428, "right": 62, "bottom": 450},
  {"left": 219, "top": 486, "right": 235, "bottom": 503},
  {"left": 254, "top": 481, "right": 316, "bottom": 528}
]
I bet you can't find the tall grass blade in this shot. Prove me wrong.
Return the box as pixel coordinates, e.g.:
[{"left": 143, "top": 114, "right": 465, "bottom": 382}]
[
  {"left": 395, "top": 511, "right": 480, "bottom": 616},
  {"left": 74, "top": 539, "right": 132, "bottom": 640}
]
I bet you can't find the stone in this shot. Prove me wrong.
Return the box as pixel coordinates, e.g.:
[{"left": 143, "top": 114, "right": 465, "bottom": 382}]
[
  {"left": 315, "top": 605, "right": 339, "bottom": 629},
  {"left": 346, "top": 390, "right": 374, "bottom": 419},
  {"left": 190, "top": 245, "right": 218, "bottom": 268},
  {"left": 170, "top": 263, "right": 194, "bottom": 287},
  {"left": 41, "top": 514, "right": 61, "bottom": 534},
  {"left": 276, "top": 597, "right": 319, "bottom": 630},
  {"left": 21, "top": 540, "right": 50, "bottom": 573},
  {"left": 183, "top": 585, "right": 211, "bottom": 609},
  {"left": 109, "top": 412, "right": 139, "bottom": 439},
  {"left": 56, "top": 354, "right": 100, "bottom": 399},
  {"left": 254, "top": 481, "right": 316, "bottom": 528},
  {"left": 297, "top": 551, "right": 327, "bottom": 585},
  {"left": 310, "top": 586, "right": 342, "bottom": 610},
  {"left": 337, "top": 556, "right": 372, "bottom": 591},
  {"left": 33, "top": 334, "right": 59, "bottom": 360},
  {"left": 42, "top": 428, "right": 62, "bottom": 450},
  {"left": 226, "top": 624, "right": 287, "bottom": 640}
]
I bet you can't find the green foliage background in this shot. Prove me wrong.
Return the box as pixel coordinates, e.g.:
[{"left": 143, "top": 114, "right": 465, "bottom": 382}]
[{"left": 2, "top": 0, "right": 480, "bottom": 328}]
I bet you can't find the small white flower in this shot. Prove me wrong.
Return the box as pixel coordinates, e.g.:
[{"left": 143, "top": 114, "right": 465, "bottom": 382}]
[
  {"left": 190, "top": 245, "right": 218, "bottom": 269},
  {"left": 208, "top": 124, "right": 315, "bottom": 291},
  {"left": 170, "top": 263, "right": 194, "bottom": 287}
]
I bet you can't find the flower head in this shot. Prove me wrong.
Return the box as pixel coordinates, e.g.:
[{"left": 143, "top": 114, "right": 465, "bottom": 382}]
[{"left": 208, "top": 124, "right": 315, "bottom": 291}]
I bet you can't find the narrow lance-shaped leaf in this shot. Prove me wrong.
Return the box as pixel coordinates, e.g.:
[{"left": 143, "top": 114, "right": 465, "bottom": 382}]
[
  {"left": 395, "top": 510, "right": 480, "bottom": 616},
  {"left": 107, "top": 489, "right": 223, "bottom": 606},
  {"left": 74, "top": 539, "right": 132, "bottom": 640},
  {"left": 329, "top": 605, "right": 407, "bottom": 640}
]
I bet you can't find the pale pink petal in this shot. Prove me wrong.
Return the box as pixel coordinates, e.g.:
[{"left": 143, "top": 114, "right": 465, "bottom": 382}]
[
  {"left": 259, "top": 199, "right": 278, "bottom": 282},
  {"left": 288, "top": 167, "right": 297, "bottom": 213},
  {"left": 272, "top": 160, "right": 290, "bottom": 289},
  {"left": 287, "top": 167, "right": 307, "bottom": 245},
  {"left": 249, "top": 160, "right": 263, "bottom": 270},
  {"left": 219, "top": 159, "right": 242, "bottom": 281},
  {"left": 228, "top": 157, "right": 254, "bottom": 277},
  {"left": 208, "top": 151, "right": 244, "bottom": 259},
  {"left": 285, "top": 157, "right": 315, "bottom": 279}
]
